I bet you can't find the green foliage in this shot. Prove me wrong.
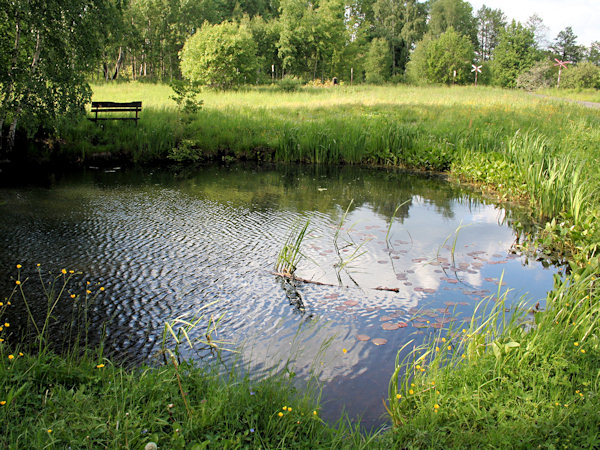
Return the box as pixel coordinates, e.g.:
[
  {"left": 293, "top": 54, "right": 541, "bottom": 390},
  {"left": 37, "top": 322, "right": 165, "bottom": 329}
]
[
  {"left": 428, "top": 0, "right": 478, "bottom": 46},
  {"left": 491, "top": 20, "right": 538, "bottom": 88},
  {"left": 169, "top": 81, "right": 203, "bottom": 114},
  {"left": 278, "top": 76, "right": 304, "bottom": 92},
  {"left": 551, "top": 26, "right": 585, "bottom": 63},
  {"left": 277, "top": 0, "right": 347, "bottom": 80},
  {"left": 560, "top": 62, "right": 600, "bottom": 89},
  {"left": 0, "top": 0, "right": 116, "bottom": 151},
  {"left": 475, "top": 5, "right": 507, "bottom": 61},
  {"left": 365, "top": 38, "right": 392, "bottom": 83},
  {"left": 407, "top": 28, "right": 475, "bottom": 85},
  {"left": 180, "top": 21, "right": 258, "bottom": 89}
]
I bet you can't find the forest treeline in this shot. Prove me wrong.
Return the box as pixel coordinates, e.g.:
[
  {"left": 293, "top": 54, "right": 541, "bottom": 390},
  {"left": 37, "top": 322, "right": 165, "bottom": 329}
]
[
  {"left": 1, "top": 0, "right": 599, "bottom": 151},
  {"left": 98, "top": 0, "right": 599, "bottom": 88}
]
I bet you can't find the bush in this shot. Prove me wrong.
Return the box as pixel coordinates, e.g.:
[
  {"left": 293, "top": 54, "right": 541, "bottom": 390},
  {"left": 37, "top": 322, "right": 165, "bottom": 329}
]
[
  {"left": 180, "top": 21, "right": 258, "bottom": 89},
  {"left": 278, "top": 76, "right": 303, "bottom": 92},
  {"left": 516, "top": 60, "right": 555, "bottom": 91},
  {"left": 561, "top": 62, "right": 600, "bottom": 89}
]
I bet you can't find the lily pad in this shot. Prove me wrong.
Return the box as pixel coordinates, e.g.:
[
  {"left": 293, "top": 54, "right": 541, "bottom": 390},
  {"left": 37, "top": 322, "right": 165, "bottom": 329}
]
[
  {"left": 356, "top": 334, "right": 370, "bottom": 341},
  {"left": 344, "top": 300, "right": 359, "bottom": 307},
  {"left": 382, "top": 322, "right": 401, "bottom": 331},
  {"left": 372, "top": 338, "right": 388, "bottom": 346}
]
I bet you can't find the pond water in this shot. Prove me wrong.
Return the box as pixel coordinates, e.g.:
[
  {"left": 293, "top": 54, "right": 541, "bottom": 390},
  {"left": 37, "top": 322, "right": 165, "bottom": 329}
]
[{"left": 0, "top": 163, "right": 558, "bottom": 429}]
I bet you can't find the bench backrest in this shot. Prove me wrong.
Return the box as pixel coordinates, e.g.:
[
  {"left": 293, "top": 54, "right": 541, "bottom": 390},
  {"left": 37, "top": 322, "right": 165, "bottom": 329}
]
[{"left": 92, "top": 101, "right": 142, "bottom": 110}]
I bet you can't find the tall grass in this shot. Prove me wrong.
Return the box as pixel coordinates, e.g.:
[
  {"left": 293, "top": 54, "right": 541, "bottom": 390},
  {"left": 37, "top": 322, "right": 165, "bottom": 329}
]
[
  {"left": 386, "top": 262, "right": 600, "bottom": 447},
  {"left": 0, "top": 264, "right": 383, "bottom": 448}
]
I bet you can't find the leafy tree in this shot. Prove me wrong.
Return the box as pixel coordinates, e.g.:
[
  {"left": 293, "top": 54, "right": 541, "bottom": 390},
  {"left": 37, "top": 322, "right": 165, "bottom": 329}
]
[
  {"left": 428, "top": 0, "right": 477, "bottom": 47},
  {"left": 588, "top": 41, "right": 600, "bottom": 66},
  {"left": 491, "top": 20, "right": 537, "bottom": 88},
  {"left": 407, "top": 27, "right": 474, "bottom": 85},
  {"left": 551, "top": 26, "right": 585, "bottom": 63},
  {"left": 365, "top": 38, "right": 392, "bottom": 83},
  {"left": 475, "top": 5, "right": 506, "bottom": 61},
  {"left": 277, "top": 0, "right": 346, "bottom": 80},
  {"left": 372, "top": 0, "right": 426, "bottom": 74},
  {"left": 180, "top": 21, "right": 258, "bottom": 88},
  {"left": 525, "top": 13, "right": 549, "bottom": 51},
  {"left": 0, "top": 0, "right": 115, "bottom": 152}
]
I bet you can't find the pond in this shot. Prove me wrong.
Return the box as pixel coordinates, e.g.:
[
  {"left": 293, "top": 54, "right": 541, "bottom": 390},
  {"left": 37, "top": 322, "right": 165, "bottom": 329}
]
[{"left": 0, "top": 163, "right": 558, "bottom": 429}]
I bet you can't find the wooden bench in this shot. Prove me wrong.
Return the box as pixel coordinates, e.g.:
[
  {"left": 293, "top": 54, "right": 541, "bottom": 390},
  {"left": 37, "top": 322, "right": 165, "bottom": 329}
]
[{"left": 89, "top": 101, "right": 142, "bottom": 123}]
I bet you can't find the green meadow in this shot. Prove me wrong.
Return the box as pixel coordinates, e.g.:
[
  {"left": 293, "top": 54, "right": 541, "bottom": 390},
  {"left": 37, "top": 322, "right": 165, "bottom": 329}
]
[{"left": 4, "top": 83, "right": 600, "bottom": 447}]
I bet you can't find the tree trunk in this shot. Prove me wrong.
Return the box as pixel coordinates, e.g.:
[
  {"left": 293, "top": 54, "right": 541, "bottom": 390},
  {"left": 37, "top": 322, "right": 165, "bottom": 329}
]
[
  {"left": 7, "top": 107, "right": 21, "bottom": 151},
  {"left": 112, "top": 46, "right": 123, "bottom": 80},
  {"left": 0, "top": 13, "right": 22, "bottom": 152}
]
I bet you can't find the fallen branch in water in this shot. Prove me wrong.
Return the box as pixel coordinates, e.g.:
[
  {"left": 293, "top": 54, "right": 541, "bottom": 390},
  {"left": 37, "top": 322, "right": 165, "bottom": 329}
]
[{"left": 272, "top": 272, "right": 401, "bottom": 292}]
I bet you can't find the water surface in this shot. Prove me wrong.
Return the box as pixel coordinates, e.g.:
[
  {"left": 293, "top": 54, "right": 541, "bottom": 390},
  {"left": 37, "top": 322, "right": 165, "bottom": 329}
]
[{"left": 0, "top": 163, "right": 557, "bottom": 428}]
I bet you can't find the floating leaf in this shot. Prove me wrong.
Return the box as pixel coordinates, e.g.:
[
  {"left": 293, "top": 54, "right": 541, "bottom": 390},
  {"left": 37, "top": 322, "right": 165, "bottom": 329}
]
[
  {"left": 334, "top": 305, "right": 348, "bottom": 311},
  {"left": 422, "top": 288, "right": 436, "bottom": 294},
  {"left": 380, "top": 315, "right": 394, "bottom": 322},
  {"left": 343, "top": 300, "right": 359, "bottom": 307},
  {"left": 382, "top": 322, "right": 400, "bottom": 331},
  {"left": 372, "top": 338, "right": 388, "bottom": 346},
  {"left": 397, "top": 322, "right": 408, "bottom": 328},
  {"left": 356, "top": 334, "right": 370, "bottom": 342}
]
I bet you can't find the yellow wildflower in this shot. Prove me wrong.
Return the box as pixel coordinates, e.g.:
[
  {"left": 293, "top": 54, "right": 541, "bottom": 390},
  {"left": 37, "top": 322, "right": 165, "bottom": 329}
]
[
  {"left": 288, "top": 407, "right": 292, "bottom": 412},
  {"left": 574, "top": 342, "right": 579, "bottom": 346},
  {"left": 409, "top": 389, "right": 414, "bottom": 395},
  {"left": 278, "top": 412, "right": 284, "bottom": 417},
  {"left": 47, "top": 429, "right": 52, "bottom": 433},
  {"left": 447, "top": 346, "right": 452, "bottom": 351},
  {"left": 15, "top": 280, "right": 21, "bottom": 286},
  {"left": 396, "top": 394, "right": 402, "bottom": 399},
  {"left": 8, "top": 355, "right": 14, "bottom": 360},
  {"left": 441, "top": 338, "right": 446, "bottom": 343},
  {"left": 283, "top": 406, "right": 287, "bottom": 411},
  {"left": 342, "top": 348, "right": 347, "bottom": 354},
  {"left": 0, "top": 401, "right": 5, "bottom": 406},
  {"left": 4, "top": 323, "right": 9, "bottom": 327},
  {"left": 434, "top": 404, "right": 440, "bottom": 410},
  {"left": 581, "top": 349, "right": 586, "bottom": 353},
  {"left": 61, "top": 269, "right": 67, "bottom": 274},
  {"left": 86, "top": 290, "right": 91, "bottom": 294},
  {"left": 69, "top": 270, "right": 74, "bottom": 274},
  {"left": 436, "top": 347, "right": 440, "bottom": 352},
  {"left": 313, "top": 411, "right": 317, "bottom": 415},
  {"left": 96, "top": 364, "right": 105, "bottom": 368},
  {"left": 70, "top": 294, "right": 76, "bottom": 299},
  {"left": 100, "top": 287, "right": 105, "bottom": 291},
  {"left": 16, "top": 264, "right": 21, "bottom": 269}
]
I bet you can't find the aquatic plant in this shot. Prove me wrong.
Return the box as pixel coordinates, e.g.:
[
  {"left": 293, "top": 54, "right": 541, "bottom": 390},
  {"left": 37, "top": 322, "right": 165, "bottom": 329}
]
[{"left": 276, "top": 219, "right": 310, "bottom": 277}]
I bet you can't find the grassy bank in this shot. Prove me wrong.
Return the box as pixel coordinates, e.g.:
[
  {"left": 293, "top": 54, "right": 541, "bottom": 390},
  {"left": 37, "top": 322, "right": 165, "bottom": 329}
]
[
  {"left": 10, "top": 83, "right": 600, "bottom": 446},
  {"left": 61, "top": 83, "right": 600, "bottom": 261},
  {"left": 0, "top": 269, "right": 381, "bottom": 448}
]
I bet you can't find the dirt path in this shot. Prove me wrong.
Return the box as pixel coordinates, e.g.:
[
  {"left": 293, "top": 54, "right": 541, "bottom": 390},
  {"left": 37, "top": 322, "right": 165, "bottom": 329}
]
[{"left": 531, "top": 93, "right": 600, "bottom": 109}]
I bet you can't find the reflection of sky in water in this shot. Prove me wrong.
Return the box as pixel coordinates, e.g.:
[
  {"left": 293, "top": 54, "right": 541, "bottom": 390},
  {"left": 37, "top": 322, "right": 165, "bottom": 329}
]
[{"left": 0, "top": 164, "right": 558, "bottom": 430}]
